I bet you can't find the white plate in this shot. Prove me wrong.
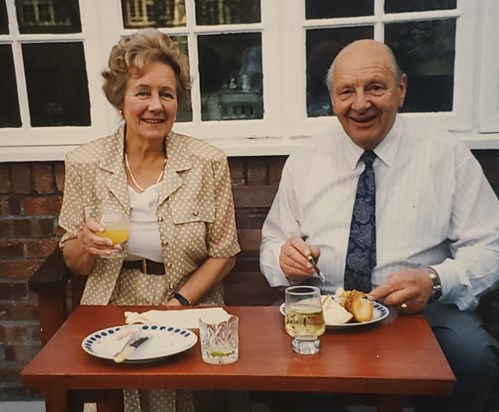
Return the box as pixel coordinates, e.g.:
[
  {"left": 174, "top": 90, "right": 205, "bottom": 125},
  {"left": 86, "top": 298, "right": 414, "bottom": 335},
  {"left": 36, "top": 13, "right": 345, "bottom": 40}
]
[
  {"left": 279, "top": 300, "right": 390, "bottom": 328},
  {"left": 82, "top": 324, "right": 198, "bottom": 363}
]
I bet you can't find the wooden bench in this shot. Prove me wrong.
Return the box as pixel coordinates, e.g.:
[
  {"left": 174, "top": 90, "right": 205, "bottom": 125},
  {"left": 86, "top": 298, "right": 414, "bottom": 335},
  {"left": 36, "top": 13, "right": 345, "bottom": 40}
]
[{"left": 28, "top": 183, "right": 499, "bottom": 411}]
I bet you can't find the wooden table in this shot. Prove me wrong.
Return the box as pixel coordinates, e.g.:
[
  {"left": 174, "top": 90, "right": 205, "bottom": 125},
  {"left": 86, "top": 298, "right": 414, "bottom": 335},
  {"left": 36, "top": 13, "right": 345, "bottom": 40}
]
[{"left": 21, "top": 305, "right": 455, "bottom": 412}]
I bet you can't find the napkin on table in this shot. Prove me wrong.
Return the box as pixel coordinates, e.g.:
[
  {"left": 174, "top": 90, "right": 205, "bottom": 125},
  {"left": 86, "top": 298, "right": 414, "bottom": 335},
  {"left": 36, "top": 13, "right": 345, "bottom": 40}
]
[{"left": 124, "top": 307, "right": 229, "bottom": 329}]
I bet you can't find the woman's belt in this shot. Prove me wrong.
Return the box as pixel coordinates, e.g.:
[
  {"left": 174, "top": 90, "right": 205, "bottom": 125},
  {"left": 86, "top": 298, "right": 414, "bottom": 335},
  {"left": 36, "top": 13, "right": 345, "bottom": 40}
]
[{"left": 122, "top": 259, "right": 165, "bottom": 275}]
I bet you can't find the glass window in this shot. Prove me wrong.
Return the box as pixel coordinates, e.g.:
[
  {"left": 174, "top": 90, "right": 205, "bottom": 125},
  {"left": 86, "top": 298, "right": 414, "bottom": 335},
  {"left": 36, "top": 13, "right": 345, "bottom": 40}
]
[
  {"left": 121, "top": 0, "right": 186, "bottom": 28},
  {"left": 195, "top": 0, "right": 260, "bottom": 25},
  {"left": 22, "top": 42, "right": 90, "bottom": 126},
  {"left": 306, "top": 0, "right": 373, "bottom": 19},
  {"left": 0, "top": 45, "right": 21, "bottom": 128},
  {"left": 198, "top": 33, "right": 263, "bottom": 121},
  {"left": 15, "top": 0, "right": 81, "bottom": 34},
  {"left": 171, "top": 35, "right": 192, "bottom": 122},
  {"left": 385, "top": 0, "right": 456, "bottom": 13},
  {"left": 0, "top": 0, "right": 8, "bottom": 34},
  {"left": 386, "top": 19, "right": 456, "bottom": 112},
  {"left": 306, "top": 26, "right": 374, "bottom": 117}
]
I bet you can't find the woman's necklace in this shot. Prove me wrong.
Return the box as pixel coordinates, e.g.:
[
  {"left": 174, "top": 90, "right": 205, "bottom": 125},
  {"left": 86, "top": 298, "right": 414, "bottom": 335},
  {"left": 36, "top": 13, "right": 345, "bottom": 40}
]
[{"left": 125, "top": 153, "right": 166, "bottom": 193}]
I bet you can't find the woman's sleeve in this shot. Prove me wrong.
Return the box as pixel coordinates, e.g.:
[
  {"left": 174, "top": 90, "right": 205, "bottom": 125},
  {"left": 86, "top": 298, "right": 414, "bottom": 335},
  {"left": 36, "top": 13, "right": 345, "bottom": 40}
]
[
  {"left": 58, "top": 155, "right": 85, "bottom": 248},
  {"left": 206, "top": 155, "right": 240, "bottom": 258}
]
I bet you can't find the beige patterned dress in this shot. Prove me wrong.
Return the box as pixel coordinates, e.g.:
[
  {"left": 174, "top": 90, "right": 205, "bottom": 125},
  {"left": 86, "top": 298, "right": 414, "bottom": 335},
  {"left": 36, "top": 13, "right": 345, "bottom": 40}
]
[{"left": 59, "top": 126, "right": 246, "bottom": 412}]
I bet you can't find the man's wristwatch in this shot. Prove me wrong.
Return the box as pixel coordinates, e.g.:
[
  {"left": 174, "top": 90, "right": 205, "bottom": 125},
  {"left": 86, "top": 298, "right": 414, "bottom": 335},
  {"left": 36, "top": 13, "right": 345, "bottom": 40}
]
[{"left": 427, "top": 267, "right": 442, "bottom": 301}]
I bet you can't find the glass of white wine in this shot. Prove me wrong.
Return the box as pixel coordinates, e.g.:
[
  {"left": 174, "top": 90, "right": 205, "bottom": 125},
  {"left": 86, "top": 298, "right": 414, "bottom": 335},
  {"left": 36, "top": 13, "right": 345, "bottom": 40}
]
[
  {"left": 285, "top": 285, "right": 326, "bottom": 355},
  {"left": 84, "top": 206, "right": 130, "bottom": 258}
]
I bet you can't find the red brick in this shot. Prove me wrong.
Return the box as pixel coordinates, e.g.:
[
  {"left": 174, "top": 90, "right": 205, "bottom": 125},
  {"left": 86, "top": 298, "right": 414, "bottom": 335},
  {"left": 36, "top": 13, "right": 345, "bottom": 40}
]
[
  {"left": 0, "top": 164, "right": 11, "bottom": 194},
  {"left": 0, "top": 241, "right": 24, "bottom": 259},
  {"left": 0, "top": 324, "right": 30, "bottom": 342},
  {"left": 0, "top": 219, "right": 13, "bottom": 238},
  {"left": 11, "top": 163, "right": 32, "bottom": 194},
  {"left": 13, "top": 219, "right": 31, "bottom": 237},
  {"left": 247, "top": 158, "right": 268, "bottom": 185},
  {"left": 0, "top": 301, "right": 37, "bottom": 321},
  {"left": 0, "top": 282, "right": 27, "bottom": 300},
  {"left": 24, "top": 196, "right": 62, "bottom": 216},
  {"left": 54, "top": 162, "right": 65, "bottom": 192},
  {"left": 269, "top": 156, "right": 287, "bottom": 185},
  {"left": 26, "top": 239, "right": 58, "bottom": 259},
  {"left": 13, "top": 217, "right": 57, "bottom": 239},
  {"left": 32, "top": 164, "right": 56, "bottom": 194},
  {"left": 229, "top": 157, "right": 246, "bottom": 186},
  {"left": 0, "top": 261, "right": 40, "bottom": 280},
  {"left": 4, "top": 343, "right": 41, "bottom": 363},
  {"left": 0, "top": 197, "right": 22, "bottom": 217}
]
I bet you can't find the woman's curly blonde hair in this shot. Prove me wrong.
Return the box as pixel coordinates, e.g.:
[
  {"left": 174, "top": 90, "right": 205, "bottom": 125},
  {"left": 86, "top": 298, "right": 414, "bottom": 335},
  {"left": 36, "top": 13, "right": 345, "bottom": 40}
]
[{"left": 102, "top": 28, "right": 191, "bottom": 110}]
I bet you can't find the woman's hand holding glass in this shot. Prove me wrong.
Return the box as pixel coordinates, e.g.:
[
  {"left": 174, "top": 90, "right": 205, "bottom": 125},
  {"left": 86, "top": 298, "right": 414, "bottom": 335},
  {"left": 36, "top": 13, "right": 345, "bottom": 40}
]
[{"left": 83, "top": 206, "right": 130, "bottom": 258}]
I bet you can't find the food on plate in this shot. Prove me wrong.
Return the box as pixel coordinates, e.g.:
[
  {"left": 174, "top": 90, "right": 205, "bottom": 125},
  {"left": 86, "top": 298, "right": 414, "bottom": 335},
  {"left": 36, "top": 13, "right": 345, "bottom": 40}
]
[
  {"left": 321, "top": 295, "right": 353, "bottom": 324},
  {"left": 336, "top": 288, "right": 374, "bottom": 323}
]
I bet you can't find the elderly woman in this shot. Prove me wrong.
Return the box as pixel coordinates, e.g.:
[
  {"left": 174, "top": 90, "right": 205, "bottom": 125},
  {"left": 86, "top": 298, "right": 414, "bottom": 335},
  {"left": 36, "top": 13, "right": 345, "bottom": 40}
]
[{"left": 59, "top": 29, "right": 243, "bottom": 412}]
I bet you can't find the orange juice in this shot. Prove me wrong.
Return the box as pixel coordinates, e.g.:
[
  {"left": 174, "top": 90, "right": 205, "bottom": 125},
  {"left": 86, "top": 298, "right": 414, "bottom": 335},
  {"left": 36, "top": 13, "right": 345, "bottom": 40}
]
[{"left": 101, "top": 226, "right": 130, "bottom": 244}]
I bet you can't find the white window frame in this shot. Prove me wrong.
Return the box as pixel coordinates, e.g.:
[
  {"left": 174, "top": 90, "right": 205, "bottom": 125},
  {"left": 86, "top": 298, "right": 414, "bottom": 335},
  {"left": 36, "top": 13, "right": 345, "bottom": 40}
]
[
  {"left": 478, "top": 0, "right": 499, "bottom": 133},
  {"left": 0, "top": 0, "right": 498, "bottom": 162}
]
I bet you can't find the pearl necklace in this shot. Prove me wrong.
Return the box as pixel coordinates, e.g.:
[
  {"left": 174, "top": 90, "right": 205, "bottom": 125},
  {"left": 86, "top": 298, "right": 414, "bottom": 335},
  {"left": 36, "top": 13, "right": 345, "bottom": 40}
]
[{"left": 125, "top": 153, "right": 166, "bottom": 193}]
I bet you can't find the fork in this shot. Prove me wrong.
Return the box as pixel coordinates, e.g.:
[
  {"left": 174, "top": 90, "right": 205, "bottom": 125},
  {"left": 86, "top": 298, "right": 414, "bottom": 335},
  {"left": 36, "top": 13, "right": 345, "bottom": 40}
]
[{"left": 307, "top": 255, "right": 325, "bottom": 283}]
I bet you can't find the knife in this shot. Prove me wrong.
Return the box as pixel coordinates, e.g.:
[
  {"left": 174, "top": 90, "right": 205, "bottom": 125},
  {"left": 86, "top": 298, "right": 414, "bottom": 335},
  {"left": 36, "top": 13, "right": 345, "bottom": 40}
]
[{"left": 113, "top": 336, "right": 149, "bottom": 363}]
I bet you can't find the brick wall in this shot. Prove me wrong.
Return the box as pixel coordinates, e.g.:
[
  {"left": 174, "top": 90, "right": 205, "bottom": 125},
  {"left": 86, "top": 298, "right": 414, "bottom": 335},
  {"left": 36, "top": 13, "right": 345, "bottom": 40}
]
[{"left": 0, "top": 151, "right": 497, "bottom": 401}]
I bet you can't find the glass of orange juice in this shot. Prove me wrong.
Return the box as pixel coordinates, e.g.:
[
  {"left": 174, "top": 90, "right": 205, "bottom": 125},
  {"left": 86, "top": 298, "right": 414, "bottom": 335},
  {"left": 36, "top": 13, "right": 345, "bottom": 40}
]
[{"left": 84, "top": 205, "right": 130, "bottom": 258}]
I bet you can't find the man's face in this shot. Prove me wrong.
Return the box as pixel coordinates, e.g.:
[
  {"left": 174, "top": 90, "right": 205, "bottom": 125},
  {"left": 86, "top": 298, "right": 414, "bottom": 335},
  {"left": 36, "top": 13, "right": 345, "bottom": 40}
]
[{"left": 330, "top": 42, "right": 407, "bottom": 150}]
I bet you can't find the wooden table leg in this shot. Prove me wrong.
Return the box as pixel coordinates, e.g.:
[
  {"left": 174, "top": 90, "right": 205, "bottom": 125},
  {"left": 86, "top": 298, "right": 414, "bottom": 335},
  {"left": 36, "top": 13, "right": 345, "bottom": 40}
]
[
  {"left": 44, "top": 389, "right": 69, "bottom": 412},
  {"left": 96, "top": 390, "right": 123, "bottom": 412},
  {"left": 376, "top": 394, "right": 407, "bottom": 412}
]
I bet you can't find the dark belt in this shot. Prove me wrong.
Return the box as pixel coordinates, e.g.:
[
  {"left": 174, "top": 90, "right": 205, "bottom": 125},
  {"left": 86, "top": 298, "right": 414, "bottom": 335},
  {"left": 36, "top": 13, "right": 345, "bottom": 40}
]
[{"left": 122, "top": 259, "right": 165, "bottom": 275}]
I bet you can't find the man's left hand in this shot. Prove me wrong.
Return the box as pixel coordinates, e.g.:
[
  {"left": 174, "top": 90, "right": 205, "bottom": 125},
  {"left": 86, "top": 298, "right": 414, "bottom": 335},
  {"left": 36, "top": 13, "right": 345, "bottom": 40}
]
[{"left": 367, "top": 269, "right": 433, "bottom": 314}]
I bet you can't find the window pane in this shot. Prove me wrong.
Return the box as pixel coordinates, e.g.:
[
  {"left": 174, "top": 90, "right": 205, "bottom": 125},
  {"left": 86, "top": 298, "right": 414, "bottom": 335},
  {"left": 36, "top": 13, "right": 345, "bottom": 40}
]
[
  {"left": 15, "top": 0, "right": 81, "bottom": 34},
  {"left": 22, "top": 42, "right": 90, "bottom": 127},
  {"left": 0, "top": 45, "right": 21, "bottom": 128},
  {"left": 306, "top": 0, "right": 373, "bottom": 19},
  {"left": 0, "top": 0, "right": 8, "bottom": 34},
  {"left": 122, "top": 0, "right": 186, "bottom": 29},
  {"left": 385, "top": 0, "right": 456, "bottom": 13},
  {"left": 386, "top": 19, "right": 456, "bottom": 113},
  {"left": 198, "top": 33, "right": 263, "bottom": 121},
  {"left": 171, "top": 35, "right": 192, "bottom": 122},
  {"left": 306, "top": 26, "right": 374, "bottom": 117},
  {"left": 195, "top": 0, "right": 260, "bottom": 25}
]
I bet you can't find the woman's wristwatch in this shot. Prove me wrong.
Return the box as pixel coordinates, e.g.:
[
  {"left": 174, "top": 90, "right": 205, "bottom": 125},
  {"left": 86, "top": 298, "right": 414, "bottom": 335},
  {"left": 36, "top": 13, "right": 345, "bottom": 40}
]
[{"left": 427, "top": 267, "right": 442, "bottom": 301}]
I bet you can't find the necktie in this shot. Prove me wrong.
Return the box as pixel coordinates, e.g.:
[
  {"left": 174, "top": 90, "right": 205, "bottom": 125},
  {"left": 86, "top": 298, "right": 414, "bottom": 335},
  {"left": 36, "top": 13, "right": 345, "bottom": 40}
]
[{"left": 344, "top": 150, "right": 377, "bottom": 293}]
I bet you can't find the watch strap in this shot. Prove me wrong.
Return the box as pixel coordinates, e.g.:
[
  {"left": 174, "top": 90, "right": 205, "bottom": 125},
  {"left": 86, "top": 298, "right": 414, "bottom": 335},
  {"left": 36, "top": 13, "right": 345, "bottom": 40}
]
[{"left": 427, "top": 267, "right": 442, "bottom": 301}]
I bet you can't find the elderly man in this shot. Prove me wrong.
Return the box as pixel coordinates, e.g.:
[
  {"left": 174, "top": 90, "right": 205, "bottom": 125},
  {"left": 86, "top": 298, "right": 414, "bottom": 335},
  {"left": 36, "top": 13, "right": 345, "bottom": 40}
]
[{"left": 260, "top": 39, "right": 499, "bottom": 412}]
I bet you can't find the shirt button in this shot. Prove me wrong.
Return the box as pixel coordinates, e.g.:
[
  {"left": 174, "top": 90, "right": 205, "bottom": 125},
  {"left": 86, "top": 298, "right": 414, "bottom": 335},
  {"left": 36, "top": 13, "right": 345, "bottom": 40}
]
[
  {"left": 162, "top": 240, "right": 168, "bottom": 246},
  {"left": 166, "top": 263, "right": 172, "bottom": 268},
  {"left": 157, "top": 216, "right": 164, "bottom": 222},
  {"left": 193, "top": 211, "right": 199, "bottom": 216}
]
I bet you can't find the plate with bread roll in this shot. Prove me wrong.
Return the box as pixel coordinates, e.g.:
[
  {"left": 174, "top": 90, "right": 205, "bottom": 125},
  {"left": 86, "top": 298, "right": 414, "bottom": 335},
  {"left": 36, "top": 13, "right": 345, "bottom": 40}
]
[{"left": 280, "top": 288, "right": 389, "bottom": 328}]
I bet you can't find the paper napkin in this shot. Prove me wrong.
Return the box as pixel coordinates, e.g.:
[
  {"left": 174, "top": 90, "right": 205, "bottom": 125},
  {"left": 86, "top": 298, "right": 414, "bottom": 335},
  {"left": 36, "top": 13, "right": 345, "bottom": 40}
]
[{"left": 124, "top": 307, "right": 229, "bottom": 329}]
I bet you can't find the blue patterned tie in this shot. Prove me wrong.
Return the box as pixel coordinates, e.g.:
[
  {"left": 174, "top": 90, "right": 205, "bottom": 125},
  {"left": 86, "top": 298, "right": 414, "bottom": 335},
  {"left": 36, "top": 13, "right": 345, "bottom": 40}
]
[{"left": 344, "top": 150, "right": 377, "bottom": 293}]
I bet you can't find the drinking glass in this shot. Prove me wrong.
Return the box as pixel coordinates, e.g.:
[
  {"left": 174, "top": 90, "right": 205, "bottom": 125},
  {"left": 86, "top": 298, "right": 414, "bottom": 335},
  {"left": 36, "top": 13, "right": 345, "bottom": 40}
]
[
  {"left": 84, "top": 206, "right": 130, "bottom": 258},
  {"left": 285, "top": 285, "right": 325, "bottom": 355},
  {"left": 199, "top": 314, "right": 239, "bottom": 364}
]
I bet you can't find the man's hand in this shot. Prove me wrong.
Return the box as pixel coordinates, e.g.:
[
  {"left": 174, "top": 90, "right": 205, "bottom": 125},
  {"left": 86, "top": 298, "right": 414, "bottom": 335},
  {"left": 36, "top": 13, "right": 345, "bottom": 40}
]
[
  {"left": 367, "top": 269, "right": 433, "bottom": 314},
  {"left": 279, "top": 236, "right": 320, "bottom": 284}
]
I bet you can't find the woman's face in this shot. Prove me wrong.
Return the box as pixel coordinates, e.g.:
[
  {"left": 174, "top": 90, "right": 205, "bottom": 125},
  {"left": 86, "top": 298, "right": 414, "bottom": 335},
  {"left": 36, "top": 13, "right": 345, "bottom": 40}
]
[{"left": 122, "top": 61, "right": 178, "bottom": 144}]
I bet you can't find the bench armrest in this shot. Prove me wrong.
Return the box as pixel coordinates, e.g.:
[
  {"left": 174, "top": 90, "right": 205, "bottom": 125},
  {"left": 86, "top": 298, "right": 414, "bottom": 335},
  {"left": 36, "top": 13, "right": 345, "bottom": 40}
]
[{"left": 29, "top": 247, "right": 73, "bottom": 346}]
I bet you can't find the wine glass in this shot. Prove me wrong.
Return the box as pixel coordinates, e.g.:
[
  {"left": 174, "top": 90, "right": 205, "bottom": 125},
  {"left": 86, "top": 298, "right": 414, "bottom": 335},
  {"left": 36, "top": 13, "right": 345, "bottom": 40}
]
[{"left": 284, "top": 285, "right": 325, "bottom": 355}]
